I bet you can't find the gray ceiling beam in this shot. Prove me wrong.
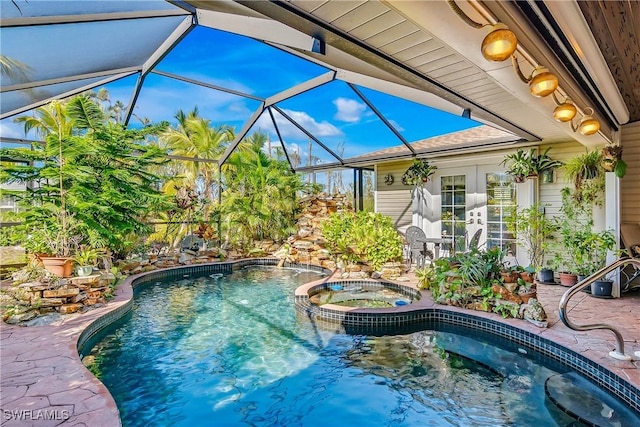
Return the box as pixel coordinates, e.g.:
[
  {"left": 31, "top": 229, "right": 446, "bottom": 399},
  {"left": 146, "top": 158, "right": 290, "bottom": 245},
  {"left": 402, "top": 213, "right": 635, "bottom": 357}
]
[
  {"left": 218, "top": 104, "right": 266, "bottom": 166},
  {"left": 124, "top": 16, "right": 195, "bottom": 126},
  {"left": 265, "top": 71, "right": 335, "bottom": 106},
  {"left": 347, "top": 82, "right": 416, "bottom": 156},
  {"left": 196, "top": 9, "right": 318, "bottom": 52},
  {"left": 271, "top": 105, "right": 343, "bottom": 164},
  {"left": 150, "top": 70, "right": 264, "bottom": 102},
  {"left": 0, "top": 72, "right": 135, "bottom": 120},
  {"left": 0, "top": 9, "right": 190, "bottom": 28},
  {"left": 267, "top": 107, "right": 295, "bottom": 173},
  {"left": 166, "top": 154, "right": 218, "bottom": 165},
  {"left": 1, "top": 67, "right": 140, "bottom": 93},
  {"left": 141, "top": 16, "right": 195, "bottom": 75}
]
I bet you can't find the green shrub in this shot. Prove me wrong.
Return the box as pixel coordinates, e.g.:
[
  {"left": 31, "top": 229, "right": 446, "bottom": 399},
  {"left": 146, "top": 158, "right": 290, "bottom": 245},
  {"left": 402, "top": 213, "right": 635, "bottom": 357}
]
[{"left": 321, "top": 211, "right": 403, "bottom": 270}]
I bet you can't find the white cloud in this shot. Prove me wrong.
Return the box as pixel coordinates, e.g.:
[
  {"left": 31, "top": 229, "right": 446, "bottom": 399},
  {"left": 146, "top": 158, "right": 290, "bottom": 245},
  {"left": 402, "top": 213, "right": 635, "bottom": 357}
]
[
  {"left": 388, "top": 119, "right": 405, "bottom": 132},
  {"left": 333, "top": 97, "right": 366, "bottom": 123},
  {"left": 0, "top": 121, "right": 26, "bottom": 139},
  {"left": 255, "top": 108, "right": 342, "bottom": 138}
]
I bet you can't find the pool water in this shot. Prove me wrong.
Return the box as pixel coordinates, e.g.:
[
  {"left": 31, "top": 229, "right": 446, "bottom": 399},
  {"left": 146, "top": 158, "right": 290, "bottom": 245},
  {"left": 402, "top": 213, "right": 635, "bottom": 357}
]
[
  {"left": 85, "top": 266, "right": 595, "bottom": 426},
  {"left": 310, "top": 286, "right": 412, "bottom": 308}
]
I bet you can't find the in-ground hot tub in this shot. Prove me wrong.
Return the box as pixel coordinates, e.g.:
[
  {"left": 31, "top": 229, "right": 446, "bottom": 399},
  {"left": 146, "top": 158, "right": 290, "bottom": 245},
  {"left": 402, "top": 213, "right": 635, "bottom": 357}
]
[
  {"left": 309, "top": 281, "right": 418, "bottom": 308},
  {"left": 295, "top": 279, "right": 424, "bottom": 329}
]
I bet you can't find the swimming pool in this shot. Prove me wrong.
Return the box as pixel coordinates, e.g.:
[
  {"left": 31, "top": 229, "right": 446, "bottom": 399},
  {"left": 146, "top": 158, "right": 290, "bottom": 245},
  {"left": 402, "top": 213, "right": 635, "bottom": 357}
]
[{"left": 82, "top": 265, "right": 638, "bottom": 426}]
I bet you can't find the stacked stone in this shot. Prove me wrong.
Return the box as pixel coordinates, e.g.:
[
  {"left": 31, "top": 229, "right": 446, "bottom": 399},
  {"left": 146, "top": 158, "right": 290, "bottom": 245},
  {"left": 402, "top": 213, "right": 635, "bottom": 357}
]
[
  {"left": 9, "top": 272, "right": 116, "bottom": 320},
  {"left": 280, "top": 193, "right": 352, "bottom": 270},
  {"left": 117, "top": 248, "right": 225, "bottom": 275}
]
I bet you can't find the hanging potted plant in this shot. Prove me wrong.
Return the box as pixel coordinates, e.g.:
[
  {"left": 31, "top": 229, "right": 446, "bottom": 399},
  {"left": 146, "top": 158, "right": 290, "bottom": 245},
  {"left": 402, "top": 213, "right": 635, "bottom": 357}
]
[
  {"left": 500, "top": 148, "right": 534, "bottom": 182},
  {"left": 401, "top": 158, "right": 437, "bottom": 186},
  {"left": 563, "top": 149, "right": 605, "bottom": 206},
  {"left": 601, "top": 144, "right": 627, "bottom": 178},
  {"left": 530, "top": 147, "right": 563, "bottom": 179}
]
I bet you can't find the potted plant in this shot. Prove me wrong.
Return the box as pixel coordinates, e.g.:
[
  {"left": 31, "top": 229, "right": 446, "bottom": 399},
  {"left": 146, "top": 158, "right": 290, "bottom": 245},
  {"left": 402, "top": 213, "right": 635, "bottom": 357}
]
[
  {"left": 601, "top": 144, "right": 627, "bottom": 178},
  {"left": 73, "top": 247, "right": 105, "bottom": 277},
  {"left": 500, "top": 148, "right": 532, "bottom": 182},
  {"left": 563, "top": 149, "right": 605, "bottom": 206},
  {"left": 401, "top": 158, "right": 437, "bottom": 186},
  {"left": 507, "top": 203, "right": 558, "bottom": 275},
  {"left": 530, "top": 147, "right": 563, "bottom": 178}
]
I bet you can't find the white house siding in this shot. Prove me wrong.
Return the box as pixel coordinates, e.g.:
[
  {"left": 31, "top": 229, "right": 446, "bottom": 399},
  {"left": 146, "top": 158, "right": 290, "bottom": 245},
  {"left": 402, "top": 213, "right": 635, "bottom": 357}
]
[
  {"left": 374, "top": 143, "right": 610, "bottom": 266},
  {"left": 538, "top": 141, "right": 588, "bottom": 218},
  {"left": 375, "top": 161, "right": 414, "bottom": 231},
  {"left": 621, "top": 122, "right": 640, "bottom": 224}
]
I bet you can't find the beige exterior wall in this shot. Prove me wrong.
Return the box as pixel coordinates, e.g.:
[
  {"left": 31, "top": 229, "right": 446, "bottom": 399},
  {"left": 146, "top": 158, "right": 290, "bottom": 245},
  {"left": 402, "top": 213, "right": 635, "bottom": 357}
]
[
  {"left": 375, "top": 160, "right": 414, "bottom": 230},
  {"left": 538, "top": 141, "right": 588, "bottom": 218},
  {"left": 376, "top": 142, "right": 608, "bottom": 227},
  {"left": 621, "top": 122, "right": 640, "bottom": 224}
]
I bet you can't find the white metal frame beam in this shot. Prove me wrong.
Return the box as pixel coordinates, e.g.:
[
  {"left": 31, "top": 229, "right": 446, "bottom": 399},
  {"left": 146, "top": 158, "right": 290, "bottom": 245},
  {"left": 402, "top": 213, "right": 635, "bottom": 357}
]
[
  {"left": 124, "top": 15, "right": 195, "bottom": 125},
  {"left": 218, "top": 105, "right": 266, "bottom": 166},
  {"left": 265, "top": 71, "right": 335, "bottom": 106},
  {"left": 196, "top": 9, "right": 318, "bottom": 52},
  {"left": 150, "top": 70, "right": 263, "bottom": 102},
  {"left": 0, "top": 72, "right": 136, "bottom": 120},
  {"left": 0, "top": 9, "right": 189, "bottom": 28},
  {"left": 1, "top": 67, "right": 141, "bottom": 93}
]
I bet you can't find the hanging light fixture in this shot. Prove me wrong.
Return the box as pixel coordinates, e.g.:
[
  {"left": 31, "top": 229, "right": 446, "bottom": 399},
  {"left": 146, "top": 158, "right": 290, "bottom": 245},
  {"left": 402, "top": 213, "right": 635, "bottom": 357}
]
[
  {"left": 447, "top": 0, "right": 517, "bottom": 62},
  {"left": 528, "top": 67, "right": 558, "bottom": 97},
  {"left": 552, "top": 93, "right": 577, "bottom": 122},
  {"left": 571, "top": 108, "right": 600, "bottom": 135},
  {"left": 481, "top": 23, "right": 518, "bottom": 62},
  {"left": 512, "top": 56, "right": 558, "bottom": 98}
]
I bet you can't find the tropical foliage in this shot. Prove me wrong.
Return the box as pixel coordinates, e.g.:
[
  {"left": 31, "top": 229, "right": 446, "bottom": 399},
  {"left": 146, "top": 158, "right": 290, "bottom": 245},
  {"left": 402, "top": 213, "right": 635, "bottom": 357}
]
[
  {"left": 0, "top": 94, "right": 171, "bottom": 257},
  {"left": 321, "top": 211, "right": 403, "bottom": 270}
]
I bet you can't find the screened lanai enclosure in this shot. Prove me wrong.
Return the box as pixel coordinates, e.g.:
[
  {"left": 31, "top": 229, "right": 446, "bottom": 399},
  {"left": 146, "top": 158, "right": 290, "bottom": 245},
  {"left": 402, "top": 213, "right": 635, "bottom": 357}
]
[
  {"left": 1, "top": 0, "right": 504, "bottom": 209},
  {"left": 2, "top": 0, "right": 639, "bottom": 239}
]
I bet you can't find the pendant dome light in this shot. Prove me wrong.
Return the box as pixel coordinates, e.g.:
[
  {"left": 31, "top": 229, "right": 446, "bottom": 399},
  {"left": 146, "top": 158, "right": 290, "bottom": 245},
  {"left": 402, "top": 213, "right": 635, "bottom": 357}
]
[{"left": 481, "top": 23, "right": 518, "bottom": 62}]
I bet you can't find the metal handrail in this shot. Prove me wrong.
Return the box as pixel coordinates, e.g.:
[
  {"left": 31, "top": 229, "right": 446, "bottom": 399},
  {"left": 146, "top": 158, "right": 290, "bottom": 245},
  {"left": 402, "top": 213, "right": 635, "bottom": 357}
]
[{"left": 558, "top": 257, "right": 640, "bottom": 360}]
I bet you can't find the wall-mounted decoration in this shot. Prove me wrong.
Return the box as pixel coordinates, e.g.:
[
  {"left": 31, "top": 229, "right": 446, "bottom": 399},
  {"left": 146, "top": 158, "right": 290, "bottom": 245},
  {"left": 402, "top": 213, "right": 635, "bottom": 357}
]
[{"left": 384, "top": 174, "right": 394, "bottom": 185}]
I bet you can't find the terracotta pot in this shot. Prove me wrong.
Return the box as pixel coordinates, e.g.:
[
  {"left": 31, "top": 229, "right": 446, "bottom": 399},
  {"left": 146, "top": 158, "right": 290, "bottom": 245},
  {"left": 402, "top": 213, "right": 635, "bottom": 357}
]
[
  {"left": 500, "top": 271, "right": 518, "bottom": 283},
  {"left": 519, "top": 290, "right": 537, "bottom": 304},
  {"left": 39, "top": 256, "right": 74, "bottom": 278},
  {"left": 519, "top": 272, "right": 535, "bottom": 283},
  {"left": 558, "top": 272, "right": 578, "bottom": 287}
]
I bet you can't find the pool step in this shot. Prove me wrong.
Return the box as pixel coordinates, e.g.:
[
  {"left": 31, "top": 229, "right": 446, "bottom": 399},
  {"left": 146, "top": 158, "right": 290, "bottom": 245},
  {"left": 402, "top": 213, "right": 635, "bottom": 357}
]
[{"left": 545, "top": 372, "right": 639, "bottom": 426}]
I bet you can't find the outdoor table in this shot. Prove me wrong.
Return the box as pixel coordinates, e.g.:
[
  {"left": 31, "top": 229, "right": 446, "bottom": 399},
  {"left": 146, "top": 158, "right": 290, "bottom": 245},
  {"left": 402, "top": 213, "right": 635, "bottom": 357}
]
[{"left": 415, "top": 236, "right": 454, "bottom": 260}]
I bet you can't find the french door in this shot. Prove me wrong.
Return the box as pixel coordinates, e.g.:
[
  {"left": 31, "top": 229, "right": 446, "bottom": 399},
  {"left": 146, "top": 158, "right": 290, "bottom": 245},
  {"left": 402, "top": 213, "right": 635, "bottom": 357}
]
[{"left": 426, "top": 165, "right": 521, "bottom": 259}]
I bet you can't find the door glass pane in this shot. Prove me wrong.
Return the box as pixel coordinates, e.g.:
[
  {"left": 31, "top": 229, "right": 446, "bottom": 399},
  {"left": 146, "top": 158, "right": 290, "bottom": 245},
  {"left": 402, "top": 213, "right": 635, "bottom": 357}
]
[
  {"left": 441, "top": 175, "right": 466, "bottom": 252},
  {"left": 486, "top": 173, "right": 516, "bottom": 253}
]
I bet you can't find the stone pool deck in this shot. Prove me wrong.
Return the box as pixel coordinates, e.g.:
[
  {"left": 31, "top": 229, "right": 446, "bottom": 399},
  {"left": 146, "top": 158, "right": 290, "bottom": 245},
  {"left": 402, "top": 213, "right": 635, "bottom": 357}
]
[{"left": 1, "top": 272, "right": 639, "bottom": 426}]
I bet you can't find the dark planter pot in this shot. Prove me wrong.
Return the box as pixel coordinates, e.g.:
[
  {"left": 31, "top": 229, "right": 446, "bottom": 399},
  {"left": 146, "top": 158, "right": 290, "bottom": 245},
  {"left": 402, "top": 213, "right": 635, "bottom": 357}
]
[
  {"left": 559, "top": 272, "right": 578, "bottom": 287},
  {"left": 577, "top": 275, "right": 591, "bottom": 293},
  {"left": 591, "top": 280, "right": 613, "bottom": 297},
  {"left": 538, "top": 269, "right": 554, "bottom": 283}
]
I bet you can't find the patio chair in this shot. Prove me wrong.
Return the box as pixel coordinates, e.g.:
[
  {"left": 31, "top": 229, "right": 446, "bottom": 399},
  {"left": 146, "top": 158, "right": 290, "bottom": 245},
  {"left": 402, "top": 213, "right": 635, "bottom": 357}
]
[
  {"left": 620, "top": 222, "right": 640, "bottom": 292},
  {"left": 180, "top": 234, "right": 204, "bottom": 253},
  {"left": 404, "top": 226, "right": 433, "bottom": 268}
]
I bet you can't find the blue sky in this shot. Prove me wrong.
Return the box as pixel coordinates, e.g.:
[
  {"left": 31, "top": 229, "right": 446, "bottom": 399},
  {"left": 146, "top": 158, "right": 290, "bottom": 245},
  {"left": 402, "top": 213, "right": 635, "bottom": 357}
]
[{"left": 1, "top": 25, "right": 478, "bottom": 162}]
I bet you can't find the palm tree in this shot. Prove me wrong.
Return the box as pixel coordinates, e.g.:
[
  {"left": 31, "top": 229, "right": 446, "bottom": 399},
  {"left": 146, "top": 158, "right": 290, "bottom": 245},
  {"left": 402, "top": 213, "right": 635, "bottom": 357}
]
[
  {"left": 160, "top": 109, "right": 235, "bottom": 219},
  {"left": 221, "top": 135, "right": 303, "bottom": 247}
]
